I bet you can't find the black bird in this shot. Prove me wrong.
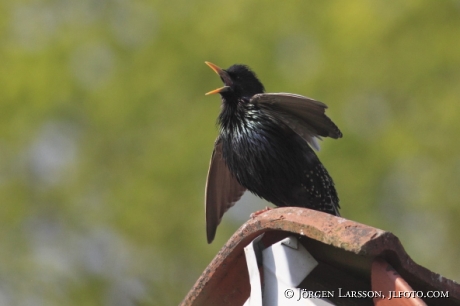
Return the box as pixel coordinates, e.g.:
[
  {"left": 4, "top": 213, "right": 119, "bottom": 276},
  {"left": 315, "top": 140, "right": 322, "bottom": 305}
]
[{"left": 204, "top": 62, "right": 342, "bottom": 243}]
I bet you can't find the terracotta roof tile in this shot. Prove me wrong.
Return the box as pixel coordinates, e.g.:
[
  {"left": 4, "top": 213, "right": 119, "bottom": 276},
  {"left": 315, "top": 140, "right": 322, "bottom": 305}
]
[{"left": 181, "top": 207, "right": 460, "bottom": 306}]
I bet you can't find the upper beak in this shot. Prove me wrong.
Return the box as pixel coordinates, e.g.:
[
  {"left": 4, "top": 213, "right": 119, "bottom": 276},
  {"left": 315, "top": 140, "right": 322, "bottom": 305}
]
[{"left": 205, "top": 61, "right": 233, "bottom": 95}]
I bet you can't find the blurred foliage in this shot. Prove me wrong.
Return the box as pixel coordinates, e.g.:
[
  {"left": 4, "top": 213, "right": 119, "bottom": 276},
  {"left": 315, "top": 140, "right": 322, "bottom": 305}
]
[{"left": 0, "top": 0, "right": 460, "bottom": 305}]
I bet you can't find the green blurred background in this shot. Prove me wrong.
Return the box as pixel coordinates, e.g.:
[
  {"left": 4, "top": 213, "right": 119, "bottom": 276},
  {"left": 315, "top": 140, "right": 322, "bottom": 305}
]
[{"left": 1, "top": 0, "right": 460, "bottom": 305}]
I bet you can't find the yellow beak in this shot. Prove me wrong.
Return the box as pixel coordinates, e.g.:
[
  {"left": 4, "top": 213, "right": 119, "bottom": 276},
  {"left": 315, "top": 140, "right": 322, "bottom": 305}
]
[{"left": 205, "top": 61, "right": 233, "bottom": 95}]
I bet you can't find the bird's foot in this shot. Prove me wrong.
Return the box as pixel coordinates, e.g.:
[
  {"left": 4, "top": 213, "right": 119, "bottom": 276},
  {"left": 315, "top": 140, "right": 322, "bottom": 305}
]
[{"left": 250, "top": 206, "right": 272, "bottom": 218}]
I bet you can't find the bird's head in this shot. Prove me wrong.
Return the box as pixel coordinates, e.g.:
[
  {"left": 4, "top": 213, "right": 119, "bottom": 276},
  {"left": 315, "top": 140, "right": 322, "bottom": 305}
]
[{"left": 205, "top": 62, "right": 265, "bottom": 100}]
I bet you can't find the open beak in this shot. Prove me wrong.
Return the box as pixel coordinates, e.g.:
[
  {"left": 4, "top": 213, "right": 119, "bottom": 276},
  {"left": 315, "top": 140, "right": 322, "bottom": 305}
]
[{"left": 205, "top": 61, "right": 233, "bottom": 95}]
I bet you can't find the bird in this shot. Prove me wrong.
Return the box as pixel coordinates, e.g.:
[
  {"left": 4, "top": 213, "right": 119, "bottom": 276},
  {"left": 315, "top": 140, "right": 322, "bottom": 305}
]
[{"left": 204, "top": 61, "right": 342, "bottom": 243}]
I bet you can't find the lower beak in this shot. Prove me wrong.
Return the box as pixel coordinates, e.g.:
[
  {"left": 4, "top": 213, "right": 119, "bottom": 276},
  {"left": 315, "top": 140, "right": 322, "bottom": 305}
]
[{"left": 205, "top": 86, "right": 231, "bottom": 95}]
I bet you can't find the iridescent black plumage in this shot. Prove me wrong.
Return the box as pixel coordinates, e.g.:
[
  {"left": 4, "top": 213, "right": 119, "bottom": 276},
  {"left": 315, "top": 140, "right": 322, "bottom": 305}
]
[{"left": 205, "top": 62, "right": 342, "bottom": 243}]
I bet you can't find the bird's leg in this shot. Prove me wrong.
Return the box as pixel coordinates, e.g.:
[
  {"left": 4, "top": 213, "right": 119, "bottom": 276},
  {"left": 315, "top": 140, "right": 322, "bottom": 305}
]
[{"left": 250, "top": 206, "right": 272, "bottom": 218}]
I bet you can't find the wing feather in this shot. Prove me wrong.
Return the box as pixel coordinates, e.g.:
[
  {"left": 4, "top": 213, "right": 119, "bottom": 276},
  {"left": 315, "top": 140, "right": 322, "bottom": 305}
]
[
  {"left": 205, "top": 138, "right": 246, "bottom": 243},
  {"left": 251, "top": 93, "right": 342, "bottom": 150}
]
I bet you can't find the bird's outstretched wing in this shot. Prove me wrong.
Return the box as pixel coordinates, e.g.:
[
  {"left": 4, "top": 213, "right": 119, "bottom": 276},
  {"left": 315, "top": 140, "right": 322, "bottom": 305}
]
[
  {"left": 251, "top": 93, "right": 342, "bottom": 150},
  {"left": 205, "top": 138, "right": 246, "bottom": 243}
]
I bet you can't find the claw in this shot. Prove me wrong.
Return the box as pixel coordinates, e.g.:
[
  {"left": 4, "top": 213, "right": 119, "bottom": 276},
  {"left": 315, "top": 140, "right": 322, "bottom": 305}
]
[{"left": 250, "top": 206, "right": 272, "bottom": 218}]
